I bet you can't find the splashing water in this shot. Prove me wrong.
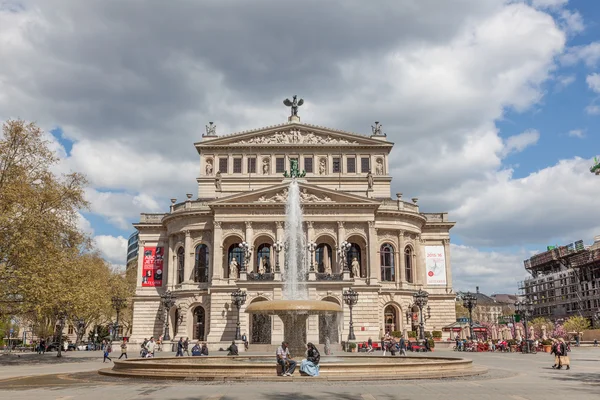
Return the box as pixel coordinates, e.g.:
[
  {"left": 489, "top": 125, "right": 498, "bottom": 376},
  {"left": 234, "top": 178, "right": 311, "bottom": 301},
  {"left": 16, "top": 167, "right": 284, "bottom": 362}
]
[{"left": 283, "top": 179, "right": 307, "bottom": 299}]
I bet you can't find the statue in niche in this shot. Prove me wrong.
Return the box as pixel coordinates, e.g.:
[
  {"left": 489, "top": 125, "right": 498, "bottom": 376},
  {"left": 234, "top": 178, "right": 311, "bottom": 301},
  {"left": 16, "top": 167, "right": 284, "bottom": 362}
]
[
  {"left": 215, "top": 171, "right": 222, "bottom": 191},
  {"left": 318, "top": 158, "right": 326, "bottom": 175},
  {"left": 367, "top": 170, "right": 373, "bottom": 190},
  {"left": 262, "top": 158, "right": 270, "bottom": 174},
  {"left": 375, "top": 159, "right": 384, "bottom": 175},
  {"left": 229, "top": 258, "right": 238, "bottom": 279},
  {"left": 205, "top": 159, "right": 213, "bottom": 175},
  {"left": 351, "top": 257, "right": 360, "bottom": 278}
]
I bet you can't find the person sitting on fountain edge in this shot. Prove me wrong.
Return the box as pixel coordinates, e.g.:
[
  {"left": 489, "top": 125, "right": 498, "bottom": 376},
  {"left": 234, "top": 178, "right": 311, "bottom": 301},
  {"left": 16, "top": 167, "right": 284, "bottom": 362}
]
[
  {"left": 226, "top": 340, "right": 238, "bottom": 356},
  {"left": 300, "top": 342, "right": 320, "bottom": 376},
  {"left": 276, "top": 341, "right": 297, "bottom": 376}
]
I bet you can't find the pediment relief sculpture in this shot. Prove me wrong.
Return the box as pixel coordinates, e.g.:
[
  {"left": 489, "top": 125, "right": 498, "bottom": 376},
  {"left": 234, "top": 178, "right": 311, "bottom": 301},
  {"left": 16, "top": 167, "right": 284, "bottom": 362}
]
[
  {"left": 238, "top": 129, "right": 357, "bottom": 145},
  {"left": 257, "top": 188, "right": 332, "bottom": 203}
]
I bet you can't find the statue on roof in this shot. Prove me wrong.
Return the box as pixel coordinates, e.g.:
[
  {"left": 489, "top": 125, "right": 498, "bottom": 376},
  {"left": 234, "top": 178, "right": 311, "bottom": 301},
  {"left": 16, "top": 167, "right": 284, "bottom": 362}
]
[
  {"left": 283, "top": 95, "right": 304, "bottom": 117},
  {"left": 205, "top": 122, "right": 217, "bottom": 136},
  {"left": 371, "top": 121, "right": 385, "bottom": 136},
  {"left": 283, "top": 158, "right": 306, "bottom": 178},
  {"left": 591, "top": 156, "right": 600, "bottom": 175}
]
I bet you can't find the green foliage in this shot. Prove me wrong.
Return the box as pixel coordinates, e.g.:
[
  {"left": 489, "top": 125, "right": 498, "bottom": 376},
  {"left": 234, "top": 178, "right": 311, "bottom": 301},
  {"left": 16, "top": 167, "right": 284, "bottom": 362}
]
[
  {"left": 530, "top": 317, "right": 554, "bottom": 338},
  {"left": 507, "top": 339, "right": 517, "bottom": 346},
  {"left": 348, "top": 342, "right": 357, "bottom": 349},
  {"left": 427, "top": 338, "right": 435, "bottom": 348},
  {"left": 390, "top": 330, "right": 402, "bottom": 338},
  {"left": 408, "top": 331, "right": 417, "bottom": 338},
  {"left": 563, "top": 316, "right": 591, "bottom": 334},
  {"left": 424, "top": 331, "right": 432, "bottom": 338},
  {"left": 432, "top": 330, "right": 442, "bottom": 338},
  {"left": 541, "top": 339, "right": 553, "bottom": 346}
]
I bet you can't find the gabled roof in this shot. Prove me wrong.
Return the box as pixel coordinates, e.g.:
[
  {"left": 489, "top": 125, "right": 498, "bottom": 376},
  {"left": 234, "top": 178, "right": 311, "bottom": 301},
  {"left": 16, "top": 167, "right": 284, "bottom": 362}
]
[
  {"left": 195, "top": 121, "right": 393, "bottom": 151},
  {"left": 208, "top": 181, "right": 381, "bottom": 208}
]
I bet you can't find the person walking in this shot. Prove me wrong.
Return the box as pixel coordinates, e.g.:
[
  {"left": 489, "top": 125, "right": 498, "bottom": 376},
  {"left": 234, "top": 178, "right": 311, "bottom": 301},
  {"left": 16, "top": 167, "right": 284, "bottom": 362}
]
[
  {"left": 103, "top": 342, "right": 112, "bottom": 363},
  {"left": 176, "top": 337, "right": 184, "bottom": 357},
  {"left": 146, "top": 337, "right": 156, "bottom": 358},
  {"left": 183, "top": 337, "right": 190, "bottom": 356},
  {"left": 399, "top": 336, "right": 407, "bottom": 356},
  {"left": 118, "top": 339, "right": 128, "bottom": 360},
  {"left": 557, "top": 338, "right": 570, "bottom": 370}
]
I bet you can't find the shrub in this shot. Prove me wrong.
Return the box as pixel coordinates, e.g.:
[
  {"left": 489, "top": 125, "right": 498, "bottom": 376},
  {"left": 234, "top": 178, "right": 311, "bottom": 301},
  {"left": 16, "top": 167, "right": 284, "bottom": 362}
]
[
  {"left": 391, "top": 331, "right": 402, "bottom": 338},
  {"left": 348, "top": 342, "right": 357, "bottom": 349},
  {"left": 507, "top": 339, "right": 517, "bottom": 346},
  {"left": 427, "top": 339, "right": 435, "bottom": 349},
  {"left": 408, "top": 331, "right": 417, "bottom": 338},
  {"left": 432, "top": 331, "right": 442, "bottom": 339},
  {"left": 424, "top": 331, "right": 432, "bottom": 338},
  {"left": 541, "top": 339, "right": 553, "bottom": 346}
]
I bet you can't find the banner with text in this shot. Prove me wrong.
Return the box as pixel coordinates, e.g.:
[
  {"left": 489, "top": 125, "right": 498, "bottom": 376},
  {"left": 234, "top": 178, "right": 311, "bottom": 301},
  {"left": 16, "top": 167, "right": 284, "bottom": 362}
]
[
  {"left": 425, "top": 245, "right": 447, "bottom": 285},
  {"left": 142, "top": 247, "right": 164, "bottom": 287}
]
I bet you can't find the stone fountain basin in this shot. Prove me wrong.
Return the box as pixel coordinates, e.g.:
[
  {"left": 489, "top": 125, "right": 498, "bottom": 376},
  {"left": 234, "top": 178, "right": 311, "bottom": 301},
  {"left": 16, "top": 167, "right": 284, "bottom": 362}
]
[
  {"left": 99, "top": 355, "right": 484, "bottom": 381},
  {"left": 244, "top": 299, "right": 342, "bottom": 314}
]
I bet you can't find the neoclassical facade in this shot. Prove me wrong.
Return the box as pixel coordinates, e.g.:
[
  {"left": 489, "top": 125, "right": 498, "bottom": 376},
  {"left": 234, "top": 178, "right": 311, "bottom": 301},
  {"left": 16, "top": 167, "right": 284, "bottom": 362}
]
[{"left": 130, "top": 116, "right": 457, "bottom": 349}]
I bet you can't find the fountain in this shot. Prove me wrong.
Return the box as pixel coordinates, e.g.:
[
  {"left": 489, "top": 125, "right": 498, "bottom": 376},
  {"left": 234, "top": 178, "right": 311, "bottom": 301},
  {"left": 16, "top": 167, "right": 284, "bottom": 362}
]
[
  {"left": 245, "top": 177, "right": 342, "bottom": 356},
  {"left": 100, "top": 174, "right": 483, "bottom": 380}
]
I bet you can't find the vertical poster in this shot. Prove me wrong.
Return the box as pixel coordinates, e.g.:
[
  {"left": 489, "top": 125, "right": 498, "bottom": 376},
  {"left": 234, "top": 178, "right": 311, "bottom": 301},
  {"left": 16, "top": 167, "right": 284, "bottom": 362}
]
[
  {"left": 425, "top": 245, "right": 447, "bottom": 285},
  {"left": 142, "top": 246, "right": 164, "bottom": 287}
]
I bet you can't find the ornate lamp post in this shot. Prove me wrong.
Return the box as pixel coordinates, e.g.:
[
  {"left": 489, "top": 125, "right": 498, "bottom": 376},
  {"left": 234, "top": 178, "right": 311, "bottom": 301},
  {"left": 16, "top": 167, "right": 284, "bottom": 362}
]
[
  {"left": 111, "top": 296, "right": 127, "bottom": 341},
  {"left": 515, "top": 299, "right": 533, "bottom": 353},
  {"left": 338, "top": 241, "right": 351, "bottom": 272},
  {"left": 239, "top": 242, "right": 251, "bottom": 272},
  {"left": 274, "top": 241, "right": 283, "bottom": 273},
  {"left": 231, "top": 289, "right": 247, "bottom": 341},
  {"left": 160, "top": 290, "right": 176, "bottom": 341},
  {"left": 307, "top": 242, "right": 317, "bottom": 272},
  {"left": 462, "top": 292, "right": 478, "bottom": 340},
  {"left": 413, "top": 289, "right": 430, "bottom": 341},
  {"left": 343, "top": 288, "right": 359, "bottom": 341}
]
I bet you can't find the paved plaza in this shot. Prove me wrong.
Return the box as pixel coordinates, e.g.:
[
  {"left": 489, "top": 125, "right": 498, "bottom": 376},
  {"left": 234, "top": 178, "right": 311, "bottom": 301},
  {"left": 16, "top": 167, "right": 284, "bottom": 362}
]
[{"left": 0, "top": 347, "right": 598, "bottom": 399}]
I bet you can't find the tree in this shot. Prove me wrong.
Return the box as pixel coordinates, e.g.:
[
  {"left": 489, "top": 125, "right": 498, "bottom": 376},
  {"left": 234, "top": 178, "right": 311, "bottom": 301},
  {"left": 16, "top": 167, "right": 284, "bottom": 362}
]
[
  {"left": 0, "top": 119, "right": 89, "bottom": 318},
  {"left": 530, "top": 317, "right": 554, "bottom": 339},
  {"left": 563, "top": 316, "right": 590, "bottom": 336},
  {"left": 455, "top": 303, "right": 468, "bottom": 319}
]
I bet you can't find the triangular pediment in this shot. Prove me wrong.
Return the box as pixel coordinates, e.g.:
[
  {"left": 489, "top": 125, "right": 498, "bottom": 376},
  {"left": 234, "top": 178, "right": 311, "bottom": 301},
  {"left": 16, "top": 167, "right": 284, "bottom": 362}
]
[
  {"left": 209, "top": 182, "right": 380, "bottom": 207},
  {"left": 195, "top": 122, "right": 392, "bottom": 149}
]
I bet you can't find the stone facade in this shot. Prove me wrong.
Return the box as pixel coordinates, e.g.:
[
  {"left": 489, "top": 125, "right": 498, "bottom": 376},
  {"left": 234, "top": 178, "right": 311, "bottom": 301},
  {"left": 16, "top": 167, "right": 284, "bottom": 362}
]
[{"left": 130, "top": 117, "right": 457, "bottom": 349}]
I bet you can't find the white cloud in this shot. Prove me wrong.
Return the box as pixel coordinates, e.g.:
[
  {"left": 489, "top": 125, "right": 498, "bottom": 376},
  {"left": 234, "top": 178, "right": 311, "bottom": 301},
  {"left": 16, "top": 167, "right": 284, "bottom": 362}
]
[
  {"left": 562, "top": 42, "right": 600, "bottom": 67},
  {"left": 502, "top": 129, "right": 540, "bottom": 156},
  {"left": 85, "top": 189, "right": 162, "bottom": 230},
  {"left": 555, "top": 74, "right": 575, "bottom": 90},
  {"left": 586, "top": 73, "right": 600, "bottom": 93},
  {"left": 94, "top": 234, "right": 128, "bottom": 266},
  {"left": 585, "top": 105, "right": 600, "bottom": 115},
  {"left": 558, "top": 9, "right": 584, "bottom": 34},
  {"left": 451, "top": 244, "right": 530, "bottom": 294},
  {"left": 531, "top": 0, "right": 569, "bottom": 9},
  {"left": 76, "top": 213, "right": 94, "bottom": 236},
  {"left": 568, "top": 129, "right": 585, "bottom": 138}
]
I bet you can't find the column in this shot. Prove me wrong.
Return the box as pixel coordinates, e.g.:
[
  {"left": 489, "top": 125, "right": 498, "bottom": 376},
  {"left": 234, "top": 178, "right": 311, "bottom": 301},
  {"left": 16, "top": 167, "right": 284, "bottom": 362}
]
[
  {"left": 136, "top": 240, "right": 145, "bottom": 288},
  {"left": 184, "top": 230, "right": 192, "bottom": 283},
  {"left": 398, "top": 230, "right": 405, "bottom": 284},
  {"left": 368, "top": 221, "right": 378, "bottom": 284},
  {"left": 337, "top": 222, "right": 345, "bottom": 274},
  {"left": 415, "top": 235, "right": 424, "bottom": 285},
  {"left": 212, "top": 221, "right": 223, "bottom": 281},
  {"left": 167, "top": 235, "right": 175, "bottom": 289},
  {"left": 443, "top": 238, "right": 452, "bottom": 290}
]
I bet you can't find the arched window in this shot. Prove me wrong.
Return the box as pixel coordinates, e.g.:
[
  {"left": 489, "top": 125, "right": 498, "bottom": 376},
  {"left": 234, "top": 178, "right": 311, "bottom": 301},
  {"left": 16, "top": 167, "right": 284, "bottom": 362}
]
[
  {"left": 194, "top": 244, "right": 209, "bottom": 283},
  {"left": 228, "top": 243, "right": 244, "bottom": 277},
  {"left": 315, "top": 243, "right": 332, "bottom": 273},
  {"left": 405, "top": 246, "right": 413, "bottom": 283},
  {"left": 346, "top": 243, "right": 361, "bottom": 274},
  {"left": 256, "top": 244, "right": 271, "bottom": 273},
  {"left": 384, "top": 305, "right": 398, "bottom": 334},
  {"left": 380, "top": 243, "right": 395, "bottom": 281},
  {"left": 177, "top": 247, "right": 185, "bottom": 284},
  {"left": 194, "top": 306, "right": 206, "bottom": 341}
]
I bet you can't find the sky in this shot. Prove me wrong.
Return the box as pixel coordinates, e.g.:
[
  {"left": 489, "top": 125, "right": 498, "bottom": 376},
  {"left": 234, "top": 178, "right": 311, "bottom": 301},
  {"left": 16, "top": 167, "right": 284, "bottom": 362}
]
[{"left": 1, "top": 0, "right": 600, "bottom": 295}]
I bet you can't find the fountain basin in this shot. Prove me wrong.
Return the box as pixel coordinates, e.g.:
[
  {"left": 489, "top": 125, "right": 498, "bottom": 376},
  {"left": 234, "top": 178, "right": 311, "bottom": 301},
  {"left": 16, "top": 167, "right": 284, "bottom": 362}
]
[
  {"left": 99, "top": 355, "right": 484, "bottom": 381},
  {"left": 245, "top": 300, "right": 342, "bottom": 314}
]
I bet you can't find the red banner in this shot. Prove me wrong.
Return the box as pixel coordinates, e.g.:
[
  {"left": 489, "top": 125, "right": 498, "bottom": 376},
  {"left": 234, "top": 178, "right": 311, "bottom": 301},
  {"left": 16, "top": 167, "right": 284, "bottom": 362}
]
[{"left": 142, "top": 247, "right": 164, "bottom": 287}]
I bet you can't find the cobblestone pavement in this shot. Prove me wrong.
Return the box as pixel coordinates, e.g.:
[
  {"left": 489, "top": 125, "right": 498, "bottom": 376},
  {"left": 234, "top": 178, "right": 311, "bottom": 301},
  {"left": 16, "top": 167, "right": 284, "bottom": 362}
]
[{"left": 0, "top": 347, "right": 598, "bottom": 399}]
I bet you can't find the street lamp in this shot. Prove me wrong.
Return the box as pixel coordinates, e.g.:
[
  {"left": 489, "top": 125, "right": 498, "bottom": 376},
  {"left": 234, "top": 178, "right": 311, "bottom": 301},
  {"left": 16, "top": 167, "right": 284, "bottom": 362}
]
[
  {"left": 238, "top": 242, "right": 251, "bottom": 272},
  {"left": 231, "top": 289, "right": 247, "bottom": 341},
  {"left": 338, "top": 241, "right": 351, "bottom": 272},
  {"left": 343, "top": 288, "right": 359, "bottom": 341},
  {"left": 160, "top": 290, "right": 176, "bottom": 341},
  {"left": 462, "top": 292, "right": 478, "bottom": 340},
  {"left": 274, "top": 241, "right": 283, "bottom": 273},
  {"left": 307, "top": 242, "right": 317, "bottom": 272},
  {"left": 111, "top": 296, "right": 127, "bottom": 341},
  {"left": 515, "top": 299, "right": 533, "bottom": 353},
  {"left": 413, "top": 289, "right": 430, "bottom": 341}
]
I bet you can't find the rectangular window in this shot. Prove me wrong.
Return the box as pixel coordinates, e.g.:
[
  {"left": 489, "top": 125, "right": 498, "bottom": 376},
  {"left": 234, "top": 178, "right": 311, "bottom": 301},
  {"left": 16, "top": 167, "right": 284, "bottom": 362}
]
[
  {"left": 347, "top": 157, "right": 356, "bottom": 173},
  {"left": 233, "top": 158, "right": 242, "bottom": 173},
  {"left": 332, "top": 157, "right": 340, "bottom": 173},
  {"left": 361, "top": 157, "right": 370, "bottom": 173},
  {"left": 219, "top": 158, "right": 228, "bottom": 174},
  {"left": 276, "top": 157, "right": 285, "bottom": 173},
  {"left": 304, "top": 157, "right": 313, "bottom": 173},
  {"left": 247, "top": 157, "right": 256, "bottom": 174},
  {"left": 68, "top": 325, "right": 74, "bottom": 334}
]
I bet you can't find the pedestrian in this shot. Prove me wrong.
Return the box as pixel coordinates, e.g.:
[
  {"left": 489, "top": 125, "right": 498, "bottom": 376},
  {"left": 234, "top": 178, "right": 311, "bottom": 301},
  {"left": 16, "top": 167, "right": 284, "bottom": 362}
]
[
  {"left": 556, "top": 338, "right": 570, "bottom": 370},
  {"left": 399, "top": 336, "right": 407, "bottom": 356},
  {"left": 103, "top": 342, "right": 112, "bottom": 363},
  {"left": 367, "top": 337, "right": 373, "bottom": 353},
  {"left": 176, "top": 337, "right": 184, "bottom": 357},
  {"left": 242, "top": 332, "right": 248, "bottom": 351},
  {"left": 183, "top": 337, "right": 190, "bottom": 356},
  {"left": 118, "top": 339, "right": 128, "bottom": 360},
  {"left": 227, "top": 340, "right": 239, "bottom": 356},
  {"left": 146, "top": 337, "right": 156, "bottom": 358}
]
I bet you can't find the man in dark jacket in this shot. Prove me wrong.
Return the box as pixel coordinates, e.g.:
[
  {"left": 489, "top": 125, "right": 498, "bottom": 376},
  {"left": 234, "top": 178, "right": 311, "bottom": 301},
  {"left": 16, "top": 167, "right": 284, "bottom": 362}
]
[
  {"left": 227, "top": 341, "right": 238, "bottom": 356},
  {"left": 176, "top": 337, "right": 184, "bottom": 357}
]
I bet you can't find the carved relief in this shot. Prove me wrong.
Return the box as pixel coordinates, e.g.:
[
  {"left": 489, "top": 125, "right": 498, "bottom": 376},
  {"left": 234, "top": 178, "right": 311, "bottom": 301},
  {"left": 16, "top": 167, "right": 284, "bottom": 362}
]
[
  {"left": 375, "top": 158, "right": 384, "bottom": 175},
  {"left": 238, "top": 129, "right": 358, "bottom": 145},
  {"left": 221, "top": 223, "right": 244, "bottom": 238},
  {"left": 313, "top": 223, "right": 336, "bottom": 238},
  {"left": 377, "top": 230, "right": 398, "bottom": 245},
  {"left": 257, "top": 189, "right": 332, "bottom": 203},
  {"left": 318, "top": 158, "right": 327, "bottom": 175},
  {"left": 345, "top": 223, "right": 366, "bottom": 238},
  {"left": 205, "top": 159, "right": 213, "bottom": 175},
  {"left": 262, "top": 158, "right": 270, "bottom": 174},
  {"left": 192, "top": 230, "right": 213, "bottom": 244},
  {"left": 443, "top": 238, "right": 451, "bottom": 245},
  {"left": 213, "top": 221, "right": 222, "bottom": 228}
]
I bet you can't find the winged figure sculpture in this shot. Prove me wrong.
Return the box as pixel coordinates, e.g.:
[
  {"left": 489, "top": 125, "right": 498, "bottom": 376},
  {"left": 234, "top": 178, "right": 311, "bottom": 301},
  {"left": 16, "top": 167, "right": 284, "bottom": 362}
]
[{"left": 283, "top": 95, "right": 304, "bottom": 117}]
